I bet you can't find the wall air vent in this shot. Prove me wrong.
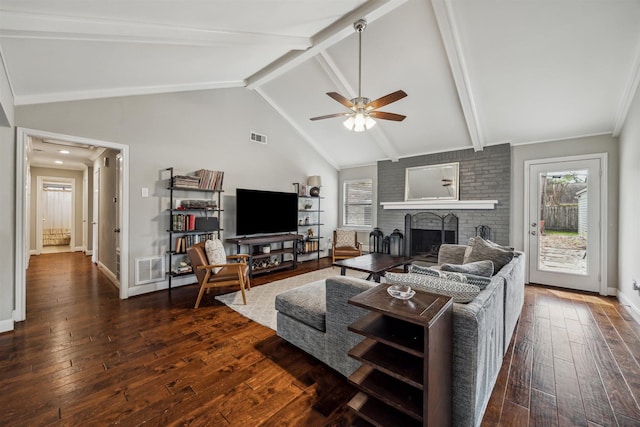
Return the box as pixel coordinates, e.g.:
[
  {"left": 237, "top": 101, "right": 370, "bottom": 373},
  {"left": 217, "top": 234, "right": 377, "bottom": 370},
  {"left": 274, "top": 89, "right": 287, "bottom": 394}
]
[
  {"left": 250, "top": 132, "right": 267, "bottom": 144},
  {"left": 135, "top": 256, "right": 165, "bottom": 285}
]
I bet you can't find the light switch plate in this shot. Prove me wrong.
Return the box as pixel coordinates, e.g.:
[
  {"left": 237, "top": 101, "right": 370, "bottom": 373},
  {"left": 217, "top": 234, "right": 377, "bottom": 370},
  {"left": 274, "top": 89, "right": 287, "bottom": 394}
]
[{"left": 141, "top": 187, "right": 149, "bottom": 198}]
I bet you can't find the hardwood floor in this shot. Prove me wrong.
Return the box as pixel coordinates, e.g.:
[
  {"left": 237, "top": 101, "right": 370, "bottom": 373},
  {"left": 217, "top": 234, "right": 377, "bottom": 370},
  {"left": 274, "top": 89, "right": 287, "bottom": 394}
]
[{"left": 1, "top": 253, "right": 639, "bottom": 426}]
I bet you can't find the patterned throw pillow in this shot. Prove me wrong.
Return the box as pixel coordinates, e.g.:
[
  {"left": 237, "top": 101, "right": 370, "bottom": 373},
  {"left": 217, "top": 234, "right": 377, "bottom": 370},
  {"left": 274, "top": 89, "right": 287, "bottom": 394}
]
[
  {"left": 335, "top": 229, "right": 355, "bottom": 248},
  {"left": 441, "top": 260, "right": 494, "bottom": 278},
  {"left": 385, "top": 272, "right": 480, "bottom": 303},
  {"left": 204, "top": 239, "right": 226, "bottom": 274},
  {"left": 409, "top": 264, "right": 470, "bottom": 285},
  {"left": 463, "top": 237, "right": 514, "bottom": 274}
]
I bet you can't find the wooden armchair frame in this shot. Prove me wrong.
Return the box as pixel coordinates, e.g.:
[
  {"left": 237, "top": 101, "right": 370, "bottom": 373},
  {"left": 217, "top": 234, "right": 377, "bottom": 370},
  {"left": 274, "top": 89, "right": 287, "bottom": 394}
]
[{"left": 187, "top": 243, "right": 251, "bottom": 309}]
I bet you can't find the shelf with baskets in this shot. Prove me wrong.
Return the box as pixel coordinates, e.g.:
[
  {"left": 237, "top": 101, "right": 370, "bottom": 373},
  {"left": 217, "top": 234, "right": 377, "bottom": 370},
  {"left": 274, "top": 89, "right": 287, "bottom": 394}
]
[{"left": 165, "top": 167, "right": 224, "bottom": 289}]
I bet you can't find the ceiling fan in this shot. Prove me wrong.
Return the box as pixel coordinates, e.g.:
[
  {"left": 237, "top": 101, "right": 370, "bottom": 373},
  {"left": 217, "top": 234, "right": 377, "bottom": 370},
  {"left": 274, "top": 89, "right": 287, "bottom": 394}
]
[{"left": 310, "top": 19, "right": 407, "bottom": 132}]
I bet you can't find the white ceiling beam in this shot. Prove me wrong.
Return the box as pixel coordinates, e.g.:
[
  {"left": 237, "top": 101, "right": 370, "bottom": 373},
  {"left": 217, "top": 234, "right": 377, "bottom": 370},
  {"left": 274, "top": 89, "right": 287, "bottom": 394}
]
[
  {"left": 13, "top": 80, "right": 244, "bottom": 106},
  {"left": 245, "top": 0, "right": 409, "bottom": 90},
  {"left": 254, "top": 86, "right": 341, "bottom": 170},
  {"left": 431, "top": 0, "right": 484, "bottom": 152},
  {"left": 316, "top": 51, "right": 399, "bottom": 162},
  {"left": 0, "top": 10, "right": 311, "bottom": 48}
]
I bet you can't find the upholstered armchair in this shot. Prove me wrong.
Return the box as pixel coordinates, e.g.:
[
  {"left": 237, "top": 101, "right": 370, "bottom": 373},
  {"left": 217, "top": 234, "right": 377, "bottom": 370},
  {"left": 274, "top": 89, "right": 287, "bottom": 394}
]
[
  {"left": 332, "top": 229, "right": 362, "bottom": 263},
  {"left": 186, "top": 240, "right": 250, "bottom": 308}
]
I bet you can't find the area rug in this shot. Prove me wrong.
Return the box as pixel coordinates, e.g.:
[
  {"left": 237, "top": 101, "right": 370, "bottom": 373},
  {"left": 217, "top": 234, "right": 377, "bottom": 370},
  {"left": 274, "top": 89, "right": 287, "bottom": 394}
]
[{"left": 214, "top": 267, "right": 366, "bottom": 330}]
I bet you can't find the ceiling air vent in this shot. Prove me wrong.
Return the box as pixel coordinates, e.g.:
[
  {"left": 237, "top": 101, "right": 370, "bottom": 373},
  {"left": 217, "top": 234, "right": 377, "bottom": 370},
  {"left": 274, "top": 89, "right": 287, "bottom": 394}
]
[{"left": 250, "top": 132, "right": 267, "bottom": 145}]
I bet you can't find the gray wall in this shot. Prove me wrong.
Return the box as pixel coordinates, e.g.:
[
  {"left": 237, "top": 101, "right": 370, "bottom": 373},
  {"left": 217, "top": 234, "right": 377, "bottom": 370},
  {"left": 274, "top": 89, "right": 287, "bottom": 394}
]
[
  {"left": 15, "top": 87, "right": 339, "bottom": 292},
  {"left": 618, "top": 84, "right": 640, "bottom": 308},
  {"left": 511, "top": 134, "right": 619, "bottom": 289},
  {"left": 30, "top": 167, "right": 85, "bottom": 250},
  {"left": 0, "top": 125, "right": 15, "bottom": 327},
  {"left": 377, "top": 144, "right": 511, "bottom": 245}
]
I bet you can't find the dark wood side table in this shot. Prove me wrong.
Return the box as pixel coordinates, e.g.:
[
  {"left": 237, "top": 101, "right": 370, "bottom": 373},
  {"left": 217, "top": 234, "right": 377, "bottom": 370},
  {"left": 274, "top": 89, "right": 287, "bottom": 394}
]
[{"left": 347, "top": 284, "right": 453, "bottom": 427}]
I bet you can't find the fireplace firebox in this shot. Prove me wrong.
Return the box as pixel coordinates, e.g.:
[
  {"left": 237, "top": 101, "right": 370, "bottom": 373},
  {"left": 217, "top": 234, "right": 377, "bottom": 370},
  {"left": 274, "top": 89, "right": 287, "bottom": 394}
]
[{"left": 404, "top": 212, "right": 458, "bottom": 264}]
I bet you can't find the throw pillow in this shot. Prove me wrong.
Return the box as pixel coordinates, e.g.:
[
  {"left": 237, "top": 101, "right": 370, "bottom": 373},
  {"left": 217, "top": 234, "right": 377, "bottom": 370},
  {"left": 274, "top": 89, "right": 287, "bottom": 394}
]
[
  {"left": 463, "top": 237, "right": 514, "bottom": 274},
  {"left": 385, "top": 272, "right": 480, "bottom": 303},
  {"left": 335, "top": 229, "right": 355, "bottom": 248},
  {"left": 441, "top": 260, "right": 494, "bottom": 277},
  {"left": 204, "top": 239, "right": 226, "bottom": 274},
  {"left": 410, "top": 264, "right": 470, "bottom": 285}
]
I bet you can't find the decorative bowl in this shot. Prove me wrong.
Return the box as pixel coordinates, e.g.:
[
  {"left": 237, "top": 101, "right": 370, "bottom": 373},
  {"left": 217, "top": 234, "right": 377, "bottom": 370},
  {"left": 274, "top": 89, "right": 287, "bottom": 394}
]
[{"left": 387, "top": 284, "right": 415, "bottom": 300}]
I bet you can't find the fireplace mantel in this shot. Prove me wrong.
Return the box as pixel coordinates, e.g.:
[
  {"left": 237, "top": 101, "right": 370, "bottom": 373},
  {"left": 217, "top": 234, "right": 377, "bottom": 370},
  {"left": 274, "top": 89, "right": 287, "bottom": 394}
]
[{"left": 381, "top": 200, "right": 498, "bottom": 210}]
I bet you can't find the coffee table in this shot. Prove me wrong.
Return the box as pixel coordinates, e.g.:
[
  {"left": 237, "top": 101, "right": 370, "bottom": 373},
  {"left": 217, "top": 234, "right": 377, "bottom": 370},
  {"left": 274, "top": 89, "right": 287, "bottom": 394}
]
[{"left": 333, "top": 253, "right": 413, "bottom": 282}]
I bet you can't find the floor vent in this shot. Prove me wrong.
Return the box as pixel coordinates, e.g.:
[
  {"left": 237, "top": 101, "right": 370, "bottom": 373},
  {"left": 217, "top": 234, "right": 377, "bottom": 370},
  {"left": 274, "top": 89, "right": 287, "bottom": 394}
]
[
  {"left": 250, "top": 132, "right": 267, "bottom": 144},
  {"left": 135, "top": 256, "right": 165, "bottom": 285}
]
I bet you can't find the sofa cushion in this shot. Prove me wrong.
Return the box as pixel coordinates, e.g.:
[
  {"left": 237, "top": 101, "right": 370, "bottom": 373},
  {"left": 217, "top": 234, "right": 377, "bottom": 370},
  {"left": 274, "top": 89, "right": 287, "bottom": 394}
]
[
  {"left": 385, "top": 272, "right": 480, "bottom": 303},
  {"left": 441, "top": 260, "right": 494, "bottom": 278},
  {"left": 275, "top": 280, "right": 326, "bottom": 332},
  {"left": 463, "top": 237, "right": 514, "bottom": 274}
]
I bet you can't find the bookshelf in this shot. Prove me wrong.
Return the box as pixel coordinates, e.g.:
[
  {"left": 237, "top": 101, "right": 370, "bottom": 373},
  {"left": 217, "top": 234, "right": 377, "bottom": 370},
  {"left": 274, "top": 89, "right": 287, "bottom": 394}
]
[{"left": 165, "top": 167, "right": 224, "bottom": 290}]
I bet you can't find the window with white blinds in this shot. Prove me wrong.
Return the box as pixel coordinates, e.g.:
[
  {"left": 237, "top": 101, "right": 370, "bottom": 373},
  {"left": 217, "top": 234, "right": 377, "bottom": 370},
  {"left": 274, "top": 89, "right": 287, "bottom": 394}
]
[{"left": 343, "top": 179, "right": 373, "bottom": 227}]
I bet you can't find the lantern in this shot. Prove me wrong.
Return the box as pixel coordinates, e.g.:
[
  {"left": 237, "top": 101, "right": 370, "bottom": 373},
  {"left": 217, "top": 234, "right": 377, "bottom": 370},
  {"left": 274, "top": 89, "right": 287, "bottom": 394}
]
[
  {"left": 369, "top": 227, "right": 383, "bottom": 253},
  {"left": 389, "top": 228, "right": 404, "bottom": 257},
  {"left": 382, "top": 236, "right": 390, "bottom": 254}
]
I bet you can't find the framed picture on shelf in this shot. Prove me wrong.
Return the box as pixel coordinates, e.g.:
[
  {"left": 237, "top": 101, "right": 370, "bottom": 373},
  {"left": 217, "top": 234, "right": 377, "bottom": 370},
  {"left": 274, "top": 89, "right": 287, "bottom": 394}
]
[{"left": 298, "top": 184, "right": 308, "bottom": 196}]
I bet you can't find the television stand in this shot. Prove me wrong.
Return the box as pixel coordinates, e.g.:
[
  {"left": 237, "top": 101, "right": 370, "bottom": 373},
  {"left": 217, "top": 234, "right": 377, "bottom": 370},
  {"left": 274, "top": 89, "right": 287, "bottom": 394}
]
[{"left": 227, "top": 234, "right": 303, "bottom": 278}]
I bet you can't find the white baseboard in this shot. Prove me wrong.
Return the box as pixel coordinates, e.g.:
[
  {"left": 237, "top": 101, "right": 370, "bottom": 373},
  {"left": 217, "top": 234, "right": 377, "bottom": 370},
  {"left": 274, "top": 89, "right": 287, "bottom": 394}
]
[
  {"left": 617, "top": 291, "right": 640, "bottom": 325},
  {"left": 85, "top": 249, "right": 93, "bottom": 256},
  {"left": 0, "top": 317, "right": 14, "bottom": 333},
  {"left": 74, "top": 246, "right": 84, "bottom": 252},
  {"left": 29, "top": 249, "right": 38, "bottom": 255},
  {"left": 608, "top": 287, "right": 618, "bottom": 296},
  {"left": 97, "top": 261, "right": 120, "bottom": 289},
  {"left": 128, "top": 276, "right": 194, "bottom": 297}
]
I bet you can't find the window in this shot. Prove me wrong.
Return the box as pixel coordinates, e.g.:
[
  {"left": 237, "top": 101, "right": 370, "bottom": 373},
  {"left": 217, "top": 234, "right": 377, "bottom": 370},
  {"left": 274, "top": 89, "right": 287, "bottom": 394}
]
[{"left": 343, "top": 179, "right": 373, "bottom": 227}]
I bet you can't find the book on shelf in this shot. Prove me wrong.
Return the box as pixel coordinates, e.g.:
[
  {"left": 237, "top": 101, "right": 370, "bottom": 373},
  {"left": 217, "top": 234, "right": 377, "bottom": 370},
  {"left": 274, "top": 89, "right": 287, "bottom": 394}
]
[
  {"left": 172, "top": 175, "right": 200, "bottom": 189},
  {"left": 196, "top": 169, "right": 224, "bottom": 191}
]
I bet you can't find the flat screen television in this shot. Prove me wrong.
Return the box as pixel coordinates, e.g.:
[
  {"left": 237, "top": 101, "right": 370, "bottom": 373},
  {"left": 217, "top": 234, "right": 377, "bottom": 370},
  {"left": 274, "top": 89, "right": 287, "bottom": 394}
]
[{"left": 236, "top": 188, "right": 298, "bottom": 236}]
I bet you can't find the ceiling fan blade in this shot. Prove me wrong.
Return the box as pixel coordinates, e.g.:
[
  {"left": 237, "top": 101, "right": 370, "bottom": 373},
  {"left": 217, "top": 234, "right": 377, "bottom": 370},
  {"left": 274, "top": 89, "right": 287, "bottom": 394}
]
[
  {"left": 369, "top": 111, "right": 406, "bottom": 121},
  {"left": 365, "top": 90, "right": 407, "bottom": 110},
  {"left": 327, "top": 92, "right": 355, "bottom": 109},
  {"left": 310, "top": 112, "right": 351, "bottom": 121}
]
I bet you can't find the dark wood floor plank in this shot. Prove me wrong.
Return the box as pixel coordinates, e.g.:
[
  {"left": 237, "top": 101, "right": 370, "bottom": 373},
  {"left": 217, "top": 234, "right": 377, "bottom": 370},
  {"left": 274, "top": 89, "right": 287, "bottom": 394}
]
[
  {"left": 569, "top": 341, "right": 617, "bottom": 426},
  {"left": 505, "top": 319, "right": 534, "bottom": 408},
  {"left": 554, "top": 357, "right": 588, "bottom": 427},
  {"left": 532, "top": 317, "right": 555, "bottom": 395},
  {"left": 530, "top": 388, "right": 558, "bottom": 427}
]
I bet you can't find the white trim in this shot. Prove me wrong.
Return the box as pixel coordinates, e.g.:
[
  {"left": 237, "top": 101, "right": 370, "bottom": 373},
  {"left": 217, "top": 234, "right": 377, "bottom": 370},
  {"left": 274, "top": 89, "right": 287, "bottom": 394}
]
[
  {"left": 381, "top": 200, "right": 497, "bottom": 210},
  {"left": 523, "top": 153, "right": 608, "bottom": 296},
  {"left": 617, "top": 292, "right": 640, "bottom": 325},
  {"left": 15, "top": 128, "right": 130, "bottom": 322},
  {"left": 612, "top": 42, "right": 640, "bottom": 136},
  {"left": 128, "top": 277, "right": 193, "bottom": 297},
  {"left": 510, "top": 132, "right": 612, "bottom": 147},
  {"left": 85, "top": 249, "right": 93, "bottom": 256},
  {"left": 98, "top": 261, "right": 119, "bottom": 288}
]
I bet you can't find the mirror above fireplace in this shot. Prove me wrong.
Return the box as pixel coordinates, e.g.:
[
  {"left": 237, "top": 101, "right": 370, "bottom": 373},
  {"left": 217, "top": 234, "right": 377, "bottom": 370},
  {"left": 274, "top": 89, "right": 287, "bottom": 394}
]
[{"left": 405, "top": 162, "right": 459, "bottom": 201}]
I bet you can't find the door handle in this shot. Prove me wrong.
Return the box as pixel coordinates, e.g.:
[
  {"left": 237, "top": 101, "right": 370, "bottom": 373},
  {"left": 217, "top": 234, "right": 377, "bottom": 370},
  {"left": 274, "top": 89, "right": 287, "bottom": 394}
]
[
  {"left": 531, "top": 222, "right": 537, "bottom": 227},
  {"left": 530, "top": 231, "right": 536, "bottom": 235},
  {"left": 114, "top": 228, "right": 121, "bottom": 233}
]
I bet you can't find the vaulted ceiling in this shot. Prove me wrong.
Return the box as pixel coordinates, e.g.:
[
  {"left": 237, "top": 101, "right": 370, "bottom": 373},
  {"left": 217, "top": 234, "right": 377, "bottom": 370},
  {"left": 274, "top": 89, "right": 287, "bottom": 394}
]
[{"left": 2, "top": 0, "right": 639, "bottom": 169}]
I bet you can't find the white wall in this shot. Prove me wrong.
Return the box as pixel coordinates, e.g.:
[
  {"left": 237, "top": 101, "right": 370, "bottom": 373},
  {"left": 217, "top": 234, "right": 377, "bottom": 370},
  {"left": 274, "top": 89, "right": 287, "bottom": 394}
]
[
  {"left": 618, "top": 84, "right": 640, "bottom": 317},
  {"left": 0, "top": 125, "right": 15, "bottom": 331},
  {"left": 15, "top": 88, "right": 339, "bottom": 295},
  {"left": 0, "top": 51, "right": 14, "bottom": 127},
  {"left": 511, "top": 135, "right": 619, "bottom": 289}
]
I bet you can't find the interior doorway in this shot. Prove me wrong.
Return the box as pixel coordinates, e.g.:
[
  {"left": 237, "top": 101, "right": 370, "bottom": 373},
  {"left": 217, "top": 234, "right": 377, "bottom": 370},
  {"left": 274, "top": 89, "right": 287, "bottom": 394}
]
[
  {"left": 37, "top": 177, "right": 75, "bottom": 254},
  {"left": 15, "top": 128, "right": 130, "bottom": 322},
  {"left": 524, "top": 154, "right": 607, "bottom": 294}
]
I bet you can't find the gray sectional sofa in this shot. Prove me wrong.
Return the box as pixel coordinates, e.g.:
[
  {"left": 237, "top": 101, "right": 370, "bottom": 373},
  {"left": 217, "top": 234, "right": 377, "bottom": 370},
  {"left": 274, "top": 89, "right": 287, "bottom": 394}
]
[{"left": 275, "top": 244, "right": 525, "bottom": 427}]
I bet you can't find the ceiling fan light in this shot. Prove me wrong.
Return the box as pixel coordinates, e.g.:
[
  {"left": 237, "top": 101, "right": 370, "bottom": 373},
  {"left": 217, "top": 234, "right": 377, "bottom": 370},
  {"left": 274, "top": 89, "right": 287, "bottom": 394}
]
[
  {"left": 364, "top": 115, "right": 376, "bottom": 129},
  {"left": 353, "top": 112, "right": 366, "bottom": 131},
  {"left": 343, "top": 116, "right": 355, "bottom": 130}
]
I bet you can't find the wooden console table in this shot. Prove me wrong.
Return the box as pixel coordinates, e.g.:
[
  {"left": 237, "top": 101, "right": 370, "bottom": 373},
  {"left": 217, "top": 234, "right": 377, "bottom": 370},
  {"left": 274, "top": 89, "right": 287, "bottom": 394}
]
[
  {"left": 347, "top": 284, "right": 453, "bottom": 426},
  {"left": 227, "top": 234, "right": 303, "bottom": 278}
]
